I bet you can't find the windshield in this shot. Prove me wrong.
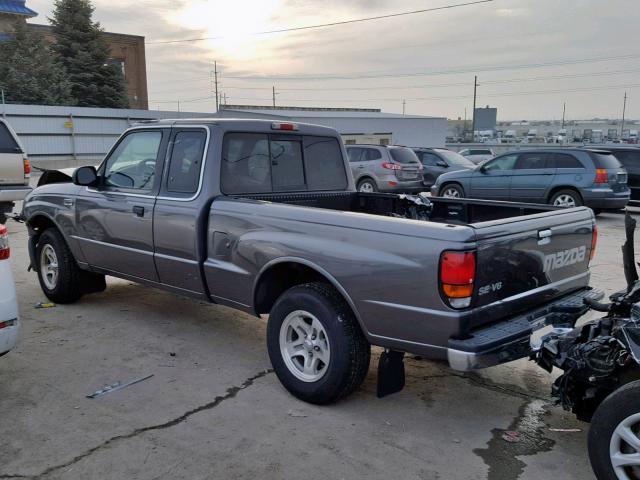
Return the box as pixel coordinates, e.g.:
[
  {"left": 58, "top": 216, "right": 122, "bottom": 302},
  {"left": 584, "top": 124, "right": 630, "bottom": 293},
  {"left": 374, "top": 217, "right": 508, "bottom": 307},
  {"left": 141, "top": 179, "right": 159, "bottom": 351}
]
[
  {"left": 389, "top": 147, "right": 420, "bottom": 164},
  {"left": 434, "top": 149, "right": 475, "bottom": 167}
]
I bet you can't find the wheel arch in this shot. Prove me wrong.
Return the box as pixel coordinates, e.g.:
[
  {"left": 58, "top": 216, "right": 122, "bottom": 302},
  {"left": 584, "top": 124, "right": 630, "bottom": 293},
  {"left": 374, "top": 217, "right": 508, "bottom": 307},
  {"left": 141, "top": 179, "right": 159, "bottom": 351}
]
[
  {"left": 547, "top": 185, "right": 583, "bottom": 203},
  {"left": 253, "top": 257, "right": 368, "bottom": 336}
]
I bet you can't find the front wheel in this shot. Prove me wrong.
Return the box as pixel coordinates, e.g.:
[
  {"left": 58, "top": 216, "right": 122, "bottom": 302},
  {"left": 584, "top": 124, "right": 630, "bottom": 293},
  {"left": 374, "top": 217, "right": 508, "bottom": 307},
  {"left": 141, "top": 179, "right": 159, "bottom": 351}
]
[
  {"left": 440, "top": 184, "right": 464, "bottom": 198},
  {"left": 36, "top": 228, "right": 105, "bottom": 303},
  {"left": 266, "top": 282, "right": 371, "bottom": 404},
  {"left": 588, "top": 381, "right": 640, "bottom": 480}
]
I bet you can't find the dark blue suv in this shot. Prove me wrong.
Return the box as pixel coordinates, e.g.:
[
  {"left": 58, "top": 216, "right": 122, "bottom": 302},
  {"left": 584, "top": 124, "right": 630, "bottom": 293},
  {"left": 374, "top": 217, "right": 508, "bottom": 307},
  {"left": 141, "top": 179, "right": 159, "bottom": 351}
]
[{"left": 431, "top": 148, "right": 630, "bottom": 212}]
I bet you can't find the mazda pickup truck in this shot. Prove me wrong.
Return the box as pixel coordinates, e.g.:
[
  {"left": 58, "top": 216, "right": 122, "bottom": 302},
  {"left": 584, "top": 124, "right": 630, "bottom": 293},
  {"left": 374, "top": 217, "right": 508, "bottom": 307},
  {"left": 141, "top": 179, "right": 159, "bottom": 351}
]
[{"left": 22, "top": 119, "right": 601, "bottom": 404}]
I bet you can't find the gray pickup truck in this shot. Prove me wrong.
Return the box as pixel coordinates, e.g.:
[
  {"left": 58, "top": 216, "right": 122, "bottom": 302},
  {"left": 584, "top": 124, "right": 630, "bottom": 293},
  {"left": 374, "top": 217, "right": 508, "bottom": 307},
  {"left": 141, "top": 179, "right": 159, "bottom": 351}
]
[{"left": 23, "top": 119, "right": 601, "bottom": 404}]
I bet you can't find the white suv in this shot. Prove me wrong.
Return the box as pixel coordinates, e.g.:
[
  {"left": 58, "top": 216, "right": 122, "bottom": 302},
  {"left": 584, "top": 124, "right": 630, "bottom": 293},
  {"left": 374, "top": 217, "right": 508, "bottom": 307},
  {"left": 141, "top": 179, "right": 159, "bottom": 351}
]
[
  {"left": 458, "top": 148, "right": 495, "bottom": 164},
  {"left": 0, "top": 119, "right": 31, "bottom": 222},
  {"left": 0, "top": 225, "right": 19, "bottom": 356}
]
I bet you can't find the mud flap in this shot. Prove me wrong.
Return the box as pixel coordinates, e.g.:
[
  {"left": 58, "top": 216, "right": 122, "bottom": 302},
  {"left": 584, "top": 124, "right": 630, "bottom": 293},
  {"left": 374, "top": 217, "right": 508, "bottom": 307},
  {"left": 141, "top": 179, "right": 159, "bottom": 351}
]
[{"left": 377, "top": 350, "right": 405, "bottom": 398}]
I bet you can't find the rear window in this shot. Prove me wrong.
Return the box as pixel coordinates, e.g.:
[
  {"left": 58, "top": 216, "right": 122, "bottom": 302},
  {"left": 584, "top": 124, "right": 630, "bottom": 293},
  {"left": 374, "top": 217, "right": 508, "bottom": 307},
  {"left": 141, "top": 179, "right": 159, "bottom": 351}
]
[
  {"left": 590, "top": 152, "right": 622, "bottom": 169},
  {"left": 611, "top": 150, "right": 640, "bottom": 167},
  {"left": 0, "top": 123, "right": 20, "bottom": 153},
  {"left": 389, "top": 147, "right": 419, "bottom": 164},
  {"left": 221, "top": 133, "right": 347, "bottom": 194},
  {"left": 434, "top": 149, "right": 475, "bottom": 167}
]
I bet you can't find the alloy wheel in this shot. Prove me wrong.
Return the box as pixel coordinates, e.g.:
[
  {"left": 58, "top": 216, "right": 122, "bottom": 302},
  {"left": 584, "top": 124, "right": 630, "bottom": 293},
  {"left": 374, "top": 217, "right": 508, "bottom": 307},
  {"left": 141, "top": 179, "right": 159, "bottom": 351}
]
[
  {"left": 610, "top": 412, "right": 640, "bottom": 479},
  {"left": 279, "top": 310, "right": 331, "bottom": 382},
  {"left": 40, "top": 244, "right": 59, "bottom": 290}
]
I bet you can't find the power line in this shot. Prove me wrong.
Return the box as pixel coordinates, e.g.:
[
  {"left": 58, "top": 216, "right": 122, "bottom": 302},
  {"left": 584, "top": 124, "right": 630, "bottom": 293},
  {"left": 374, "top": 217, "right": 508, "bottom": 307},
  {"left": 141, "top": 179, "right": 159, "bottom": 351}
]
[
  {"left": 223, "top": 53, "right": 640, "bottom": 81},
  {"left": 146, "top": 0, "right": 493, "bottom": 45}
]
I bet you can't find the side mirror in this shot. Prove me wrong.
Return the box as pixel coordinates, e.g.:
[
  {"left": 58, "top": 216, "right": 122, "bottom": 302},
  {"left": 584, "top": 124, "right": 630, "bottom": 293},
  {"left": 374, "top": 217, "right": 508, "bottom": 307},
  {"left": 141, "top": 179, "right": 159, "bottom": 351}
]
[
  {"left": 436, "top": 160, "right": 448, "bottom": 168},
  {"left": 73, "top": 166, "right": 98, "bottom": 186},
  {"left": 479, "top": 164, "right": 488, "bottom": 173}
]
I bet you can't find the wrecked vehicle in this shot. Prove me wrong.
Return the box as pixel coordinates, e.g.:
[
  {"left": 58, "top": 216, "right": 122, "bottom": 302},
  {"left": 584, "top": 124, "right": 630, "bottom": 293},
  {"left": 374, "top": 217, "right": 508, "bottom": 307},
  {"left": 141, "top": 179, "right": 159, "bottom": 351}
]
[
  {"left": 533, "top": 213, "right": 640, "bottom": 480},
  {"left": 23, "top": 119, "right": 599, "bottom": 406}
]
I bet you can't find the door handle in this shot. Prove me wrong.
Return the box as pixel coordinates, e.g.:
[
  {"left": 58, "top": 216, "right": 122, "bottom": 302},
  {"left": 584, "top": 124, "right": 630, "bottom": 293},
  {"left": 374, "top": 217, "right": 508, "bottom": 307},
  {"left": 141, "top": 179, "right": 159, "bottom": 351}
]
[
  {"left": 133, "top": 206, "right": 145, "bottom": 217},
  {"left": 538, "top": 229, "right": 552, "bottom": 245},
  {"left": 63, "top": 198, "right": 74, "bottom": 208},
  {"left": 358, "top": 166, "right": 365, "bottom": 169}
]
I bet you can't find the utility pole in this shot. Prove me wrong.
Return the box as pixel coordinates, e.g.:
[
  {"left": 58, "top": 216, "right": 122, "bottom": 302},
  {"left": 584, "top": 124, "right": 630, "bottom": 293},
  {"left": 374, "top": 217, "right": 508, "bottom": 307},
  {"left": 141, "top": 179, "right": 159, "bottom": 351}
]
[
  {"left": 621, "top": 91, "right": 628, "bottom": 140},
  {"left": 177, "top": 100, "right": 180, "bottom": 113},
  {"left": 213, "top": 61, "right": 219, "bottom": 113},
  {"left": 402, "top": 99, "right": 406, "bottom": 115},
  {"left": 471, "top": 76, "right": 478, "bottom": 141},
  {"left": 1, "top": 89, "right": 5, "bottom": 118},
  {"left": 561, "top": 102, "right": 566, "bottom": 129},
  {"left": 272, "top": 86, "right": 276, "bottom": 108}
]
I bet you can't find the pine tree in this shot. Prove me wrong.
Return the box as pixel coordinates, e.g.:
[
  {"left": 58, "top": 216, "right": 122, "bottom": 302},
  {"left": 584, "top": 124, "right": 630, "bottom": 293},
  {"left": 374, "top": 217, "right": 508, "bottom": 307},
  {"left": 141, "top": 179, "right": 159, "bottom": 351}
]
[
  {"left": 50, "top": 0, "right": 129, "bottom": 108},
  {"left": 0, "top": 21, "right": 73, "bottom": 105}
]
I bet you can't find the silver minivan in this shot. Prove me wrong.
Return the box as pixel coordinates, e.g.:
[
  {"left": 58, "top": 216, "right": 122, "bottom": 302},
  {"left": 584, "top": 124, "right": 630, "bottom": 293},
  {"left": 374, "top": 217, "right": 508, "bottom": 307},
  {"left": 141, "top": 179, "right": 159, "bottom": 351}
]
[{"left": 346, "top": 145, "right": 424, "bottom": 193}]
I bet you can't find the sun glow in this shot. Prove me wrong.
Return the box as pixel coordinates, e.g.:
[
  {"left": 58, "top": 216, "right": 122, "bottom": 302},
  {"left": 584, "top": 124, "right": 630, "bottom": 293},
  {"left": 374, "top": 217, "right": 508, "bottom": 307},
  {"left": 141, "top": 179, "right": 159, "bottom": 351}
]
[{"left": 173, "top": 0, "right": 284, "bottom": 59}]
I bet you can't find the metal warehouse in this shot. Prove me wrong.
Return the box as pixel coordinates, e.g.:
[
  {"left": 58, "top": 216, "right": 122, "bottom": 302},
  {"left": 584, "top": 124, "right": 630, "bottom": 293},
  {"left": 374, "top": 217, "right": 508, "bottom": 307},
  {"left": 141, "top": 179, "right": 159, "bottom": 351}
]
[{"left": 217, "top": 105, "right": 447, "bottom": 148}]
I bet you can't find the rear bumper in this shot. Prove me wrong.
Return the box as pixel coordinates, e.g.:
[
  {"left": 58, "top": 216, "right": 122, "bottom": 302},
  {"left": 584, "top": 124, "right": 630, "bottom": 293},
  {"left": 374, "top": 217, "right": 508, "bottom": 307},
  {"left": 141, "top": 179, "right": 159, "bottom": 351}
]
[
  {"left": 379, "top": 180, "right": 426, "bottom": 193},
  {"left": 0, "top": 186, "right": 32, "bottom": 204},
  {"left": 446, "top": 287, "right": 603, "bottom": 371},
  {"left": 581, "top": 187, "right": 630, "bottom": 209}
]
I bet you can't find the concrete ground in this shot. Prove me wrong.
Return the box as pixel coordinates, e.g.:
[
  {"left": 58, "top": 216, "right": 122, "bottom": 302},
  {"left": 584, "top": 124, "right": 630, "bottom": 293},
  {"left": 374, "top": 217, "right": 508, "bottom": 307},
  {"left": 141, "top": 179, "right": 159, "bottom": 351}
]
[{"left": 0, "top": 210, "right": 633, "bottom": 480}]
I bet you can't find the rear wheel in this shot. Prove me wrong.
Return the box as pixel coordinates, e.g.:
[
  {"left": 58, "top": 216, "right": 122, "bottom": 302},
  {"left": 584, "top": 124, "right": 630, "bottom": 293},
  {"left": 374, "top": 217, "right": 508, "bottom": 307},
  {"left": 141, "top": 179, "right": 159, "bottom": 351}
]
[
  {"left": 440, "top": 184, "right": 464, "bottom": 198},
  {"left": 588, "top": 381, "right": 640, "bottom": 480},
  {"left": 550, "top": 189, "right": 583, "bottom": 208},
  {"left": 357, "top": 179, "right": 377, "bottom": 193},
  {"left": 266, "top": 282, "right": 370, "bottom": 404}
]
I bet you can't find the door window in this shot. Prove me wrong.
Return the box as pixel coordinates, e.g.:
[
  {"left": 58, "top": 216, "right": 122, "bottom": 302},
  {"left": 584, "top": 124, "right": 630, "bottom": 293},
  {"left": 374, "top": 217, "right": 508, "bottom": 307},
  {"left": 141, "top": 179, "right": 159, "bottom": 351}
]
[
  {"left": 514, "top": 153, "right": 549, "bottom": 170},
  {"left": 551, "top": 153, "right": 584, "bottom": 169},
  {"left": 102, "top": 130, "right": 163, "bottom": 191},
  {"left": 347, "top": 148, "right": 363, "bottom": 163},
  {"left": 419, "top": 152, "right": 441, "bottom": 166},
  {"left": 166, "top": 130, "right": 207, "bottom": 194},
  {"left": 362, "top": 148, "right": 382, "bottom": 161},
  {"left": 484, "top": 154, "right": 517, "bottom": 171}
]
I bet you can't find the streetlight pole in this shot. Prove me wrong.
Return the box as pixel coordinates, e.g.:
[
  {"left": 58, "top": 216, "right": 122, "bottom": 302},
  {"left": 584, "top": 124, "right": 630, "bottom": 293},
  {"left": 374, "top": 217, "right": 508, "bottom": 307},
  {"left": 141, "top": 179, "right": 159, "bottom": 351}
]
[
  {"left": 621, "top": 92, "right": 628, "bottom": 141},
  {"left": 561, "top": 102, "right": 566, "bottom": 130},
  {"left": 471, "top": 76, "right": 478, "bottom": 142}
]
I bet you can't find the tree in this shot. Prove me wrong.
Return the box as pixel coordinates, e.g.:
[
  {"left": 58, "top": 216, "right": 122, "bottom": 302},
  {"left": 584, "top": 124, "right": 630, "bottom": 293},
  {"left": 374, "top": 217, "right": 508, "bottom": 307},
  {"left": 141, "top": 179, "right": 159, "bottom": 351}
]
[
  {"left": 0, "top": 20, "right": 73, "bottom": 105},
  {"left": 50, "top": 0, "right": 129, "bottom": 108}
]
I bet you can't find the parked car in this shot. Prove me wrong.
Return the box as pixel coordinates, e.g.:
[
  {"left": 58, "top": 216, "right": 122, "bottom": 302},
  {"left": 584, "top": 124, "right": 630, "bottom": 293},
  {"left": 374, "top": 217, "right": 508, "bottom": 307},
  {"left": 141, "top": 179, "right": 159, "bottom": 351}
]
[
  {"left": 24, "top": 119, "right": 598, "bottom": 406},
  {"left": 0, "top": 119, "right": 31, "bottom": 223},
  {"left": 412, "top": 147, "right": 475, "bottom": 187},
  {"left": 0, "top": 224, "right": 19, "bottom": 356},
  {"left": 346, "top": 144, "right": 423, "bottom": 193},
  {"left": 593, "top": 146, "right": 640, "bottom": 202},
  {"left": 431, "top": 148, "right": 630, "bottom": 212},
  {"left": 457, "top": 147, "right": 495, "bottom": 164}
]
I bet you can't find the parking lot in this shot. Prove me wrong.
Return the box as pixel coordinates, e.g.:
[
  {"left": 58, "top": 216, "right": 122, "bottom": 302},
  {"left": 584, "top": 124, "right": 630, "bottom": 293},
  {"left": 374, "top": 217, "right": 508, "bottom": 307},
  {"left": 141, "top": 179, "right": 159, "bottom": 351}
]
[{"left": 0, "top": 209, "right": 632, "bottom": 480}]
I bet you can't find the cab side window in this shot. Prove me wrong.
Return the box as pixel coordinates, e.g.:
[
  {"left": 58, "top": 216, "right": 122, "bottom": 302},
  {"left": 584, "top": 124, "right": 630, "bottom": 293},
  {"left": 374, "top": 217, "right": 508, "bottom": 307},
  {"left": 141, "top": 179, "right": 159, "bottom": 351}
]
[
  {"left": 166, "top": 130, "right": 207, "bottom": 194},
  {"left": 484, "top": 154, "right": 517, "bottom": 171},
  {"left": 514, "top": 153, "right": 549, "bottom": 170},
  {"left": 102, "top": 130, "right": 163, "bottom": 191}
]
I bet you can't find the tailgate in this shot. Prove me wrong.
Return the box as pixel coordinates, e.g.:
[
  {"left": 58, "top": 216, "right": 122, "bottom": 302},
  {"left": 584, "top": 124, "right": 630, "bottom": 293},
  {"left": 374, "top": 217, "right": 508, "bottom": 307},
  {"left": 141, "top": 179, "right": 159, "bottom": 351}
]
[
  {"left": 468, "top": 207, "right": 595, "bottom": 330},
  {"left": 0, "top": 152, "right": 25, "bottom": 185}
]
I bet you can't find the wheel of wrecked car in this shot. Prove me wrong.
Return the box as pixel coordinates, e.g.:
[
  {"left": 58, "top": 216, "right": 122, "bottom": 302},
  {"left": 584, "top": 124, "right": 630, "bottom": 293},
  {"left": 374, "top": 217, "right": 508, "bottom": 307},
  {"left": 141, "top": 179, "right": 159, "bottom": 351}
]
[
  {"left": 588, "top": 380, "right": 640, "bottom": 480},
  {"left": 266, "top": 282, "right": 370, "bottom": 404},
  {"left": 357, "top": 179, "right": 377, "bottom": 193},
  {"left": 36, "top": 228, "right": 85, "bottom": 304},
  {"left": 440, "top": 184, "right": 464, "bottom": 198},
  {"left": 550, "top": 189, "right": 583, "bottom": 208}
]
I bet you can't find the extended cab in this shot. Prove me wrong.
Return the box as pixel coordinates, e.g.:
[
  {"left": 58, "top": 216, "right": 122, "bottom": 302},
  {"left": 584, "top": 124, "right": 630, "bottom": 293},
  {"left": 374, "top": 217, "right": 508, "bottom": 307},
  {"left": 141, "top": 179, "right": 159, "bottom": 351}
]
[
  {"left": 23, "top": 119, "right": 600, "bottom": 404},
  {"left": 0, "top": 119, "right": 31, "bottom": 223}
]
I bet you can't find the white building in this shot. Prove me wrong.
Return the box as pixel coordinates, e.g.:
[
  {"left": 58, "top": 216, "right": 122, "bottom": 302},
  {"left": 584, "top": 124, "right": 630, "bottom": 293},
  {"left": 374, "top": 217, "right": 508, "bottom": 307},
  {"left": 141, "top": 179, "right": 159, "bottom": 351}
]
[{"left": 217, "top": 105, "right": 447, "bottom": 148}]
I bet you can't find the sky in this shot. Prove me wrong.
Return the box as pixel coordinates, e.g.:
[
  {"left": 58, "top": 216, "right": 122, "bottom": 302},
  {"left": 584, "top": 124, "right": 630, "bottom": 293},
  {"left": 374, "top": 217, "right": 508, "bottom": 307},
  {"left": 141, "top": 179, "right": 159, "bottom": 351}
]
[{"left": 26, "top": 0, "right": 640, "bottom": 120}]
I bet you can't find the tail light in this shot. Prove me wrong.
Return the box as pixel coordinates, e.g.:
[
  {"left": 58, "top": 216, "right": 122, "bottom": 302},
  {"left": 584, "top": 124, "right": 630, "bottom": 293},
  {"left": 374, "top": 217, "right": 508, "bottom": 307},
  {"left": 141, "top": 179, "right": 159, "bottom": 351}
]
[
  {"left": 594, "top": 169, "right": 609, "bottom": 184},
  {"left": 0, "top": 319, "right": 16, "bottom": 330},
  {"left": 590, "top": 225, "right": 598, "bottom": 262},
  {"left": 23, "top": 158, "right": 31, "bottom": 178},
  {"left": 382, "top": 163, "right": 402, "bottom": 170},
  {"left": 440, "top": 250, "right": 476, "bottom": 309},
  {"left": 271, "top": 122, "right": 298, "bottom": 131},
  {"left": 0, "top": 225, "right": 9, "bottom": 260}
]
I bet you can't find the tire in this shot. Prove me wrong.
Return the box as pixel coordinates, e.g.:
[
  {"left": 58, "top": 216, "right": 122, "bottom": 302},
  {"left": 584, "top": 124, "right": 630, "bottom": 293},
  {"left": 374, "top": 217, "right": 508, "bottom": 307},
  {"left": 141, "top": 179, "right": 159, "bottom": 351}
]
[
  {"left": 357, "top": 178, "right": 377, "bottom": 193},
  {"left": 550, "top": 189, "right": 583, "bottom": 208},
  {"left": 35, "top": 228, "right": 105, "bottom": 303},
  {"left": 588, "top": 381, "right": 640, "bottom": 480},
  {"left": 439, "top": 183, "right": 465, "bottom": 198},
  {"left": 266, "top": 282, "right": 371, "bottom": 404}
]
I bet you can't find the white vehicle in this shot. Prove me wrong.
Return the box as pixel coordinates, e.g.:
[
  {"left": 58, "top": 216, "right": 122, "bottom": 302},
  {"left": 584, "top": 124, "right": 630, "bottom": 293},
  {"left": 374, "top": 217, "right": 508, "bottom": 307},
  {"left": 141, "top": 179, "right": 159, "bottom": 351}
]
[
  {"left": 457, "top": 147, "right": 495, "bottom": 164},
  {"left": 526, "top": 129, "right": 538, "bottom": 141},
  {"left": 0, "top": 225, "right": 19, "bottom": 356},
  {"left": 502, "top": 130, "right": 517, "bottom": 143},
  {"left": 591, "top": 129, "right": 604, "bottom": 144},
  {"left": 554, "top": 129, "right": 567, "bottom": 144}
]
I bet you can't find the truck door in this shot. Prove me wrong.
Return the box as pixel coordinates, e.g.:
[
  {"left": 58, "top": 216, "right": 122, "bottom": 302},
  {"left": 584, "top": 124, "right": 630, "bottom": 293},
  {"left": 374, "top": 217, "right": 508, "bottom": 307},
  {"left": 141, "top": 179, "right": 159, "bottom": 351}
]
[
  {"left": 153, "top": 127, "right": 209, "bottom": 295},
  {"left": 509, "top": 152, "right": 555, "bottom": 203},
  {"left": 74, "top": 128, "right": 169, "bottom": 281},
  {"left": 469, "top": 153, "right": 516, "bottom": 200}
]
